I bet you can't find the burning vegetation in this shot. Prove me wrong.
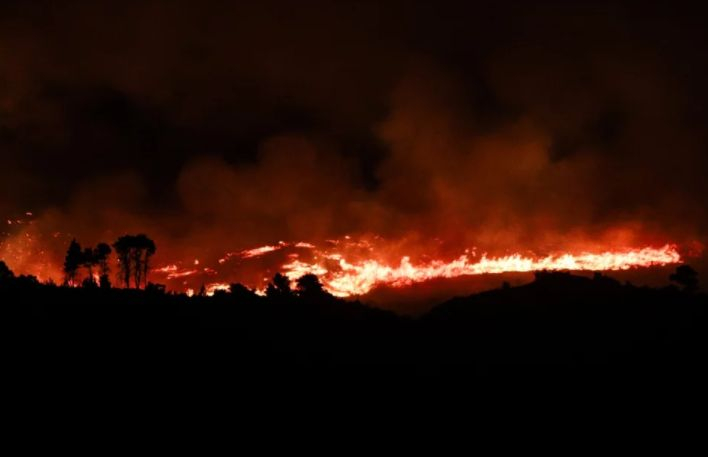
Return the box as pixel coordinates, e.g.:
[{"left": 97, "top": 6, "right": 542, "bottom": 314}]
[{"left": 0, "top": 213, "right": 689, "bottom": 301}]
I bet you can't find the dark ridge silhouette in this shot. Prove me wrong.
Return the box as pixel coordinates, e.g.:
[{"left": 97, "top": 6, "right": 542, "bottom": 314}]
[{"left": 6, "top": 263, "right": 708, "bottom": 386}]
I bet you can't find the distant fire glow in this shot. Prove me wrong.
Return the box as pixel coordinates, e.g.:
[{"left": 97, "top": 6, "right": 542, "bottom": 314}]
[
  {"left": 0, "top": 211, "right": 688, "bottom": 298},
  {"left": 276, "top": 243, "right": 681, "bottom": 296},
  {"left": 162, "top": 240, "right": 682, "bottom": 298}
]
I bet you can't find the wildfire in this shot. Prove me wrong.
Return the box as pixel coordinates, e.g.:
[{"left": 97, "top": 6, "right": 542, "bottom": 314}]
[
  {"left": 156, "top": 238, "right": 684, "bottom": 298},
  {"left": 205, "top": 282, "right": 230, "bottom": 296},
  {"left": 240, "top": 244, "right": 283, "bottom": 258},
  {"left": 234, "top": 241, "right": 314, "bottom": 260},
  {"left": 166, "top": 269, "right": 199, "bottom": 279},
  {"left": 280, "top": 244, "right": 681, "bottom": 297},
  {"left": 0, "top": 212, "right": 689, "bottom": 300},
  {"left": 0, "top": 212, "right": 67, "bottom": 282}
]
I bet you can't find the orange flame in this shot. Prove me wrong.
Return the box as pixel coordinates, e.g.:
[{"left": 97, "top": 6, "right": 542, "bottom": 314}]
[
  {"left": 281, "top": 244, "right": 682, "bottom": 297},
  {"left": 0, "top": 213, "right": 689, "bottom": 300}
]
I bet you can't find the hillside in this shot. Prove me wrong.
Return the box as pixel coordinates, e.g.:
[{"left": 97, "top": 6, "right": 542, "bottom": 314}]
[{"left": 7, "top": 267, "right": 707, "bottom": 382}]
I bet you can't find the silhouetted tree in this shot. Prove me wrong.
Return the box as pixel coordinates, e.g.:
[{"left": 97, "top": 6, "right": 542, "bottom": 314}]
[
  {"left": 0, "top": 260, "right": 14, "bottom": 285},
  {"left": 113, "top": 234, "right": 156, "bottom": 288},
  {"left": 133, "top": 234, "right": 156, "bottom": 289},
  {"left": 113, "top": 236, "right": 133, "bottom": 288},
  {"left": 94, "top": 243, "right": 112, "bottom": 277},
  {"left": 15, "top": 274, "right": 39, "bottom": 288},
  {"left": 82, "top": 247, "right": 97, "bottom": 285},
  {"left": 81, "top": 276, "right": 98, "bottom": 288},
  {"left": 63, "top": 239, "right": 83, "bottom": 286},
  {"left": 94, "top": 242, "right": 113, "bottom": 289},
  {"left": 670, "top": 265, "right": 698, "bottom": 293},
  {"left": 230, "top": 283, "right": 258, "bottom": 302},
  {"left": 99, "top": 274, "right": 112, "bottom": 290},
  {"left": 296, "top": 274, "right": 326, "bottom": 298},
  {"left": 266, "top": 273, "right": 292, "bottom": 299}
]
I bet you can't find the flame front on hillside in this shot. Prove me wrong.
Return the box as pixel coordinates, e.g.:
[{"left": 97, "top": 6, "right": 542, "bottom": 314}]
[
  {"left": 163, "top": 239, "right": 683, "bottom": 297},
  {"left": 0, "top": 215, "right": 688, "bottom": 298}
]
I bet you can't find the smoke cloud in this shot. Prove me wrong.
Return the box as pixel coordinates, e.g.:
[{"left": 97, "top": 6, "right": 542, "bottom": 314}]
[{"left": 1, "top": 1, "right": 706, "bottom": 292}]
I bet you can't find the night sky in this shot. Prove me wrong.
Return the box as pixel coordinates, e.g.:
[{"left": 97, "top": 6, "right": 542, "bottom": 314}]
[{"left": 1, "top": 1, "right": 707, "bottom": 292}]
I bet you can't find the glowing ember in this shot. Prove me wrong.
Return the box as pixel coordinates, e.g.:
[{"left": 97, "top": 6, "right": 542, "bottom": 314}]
[{"left": 0, "top": 217, "right": 68, "bottom": 282}]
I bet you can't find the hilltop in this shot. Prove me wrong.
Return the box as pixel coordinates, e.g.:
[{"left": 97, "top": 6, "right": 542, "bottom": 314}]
[{"left": 6, "top": 263, "right": 707, "bottom": 382}]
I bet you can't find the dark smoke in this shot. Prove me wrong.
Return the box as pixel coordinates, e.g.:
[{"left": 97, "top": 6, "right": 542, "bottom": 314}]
[{"left": 1, "top": 1, "right": 707, "bottom": 287}]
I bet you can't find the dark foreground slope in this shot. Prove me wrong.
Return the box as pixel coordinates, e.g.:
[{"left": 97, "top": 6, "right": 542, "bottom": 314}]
[
  {"left": 423, "top": 272, "right": 708, "bottom": 379},
  {"left": 8, "top": 271, "right": 708, "bottom": 384}
]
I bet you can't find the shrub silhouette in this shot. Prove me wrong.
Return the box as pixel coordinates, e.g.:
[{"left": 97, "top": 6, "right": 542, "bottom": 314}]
[
  {"left": 230, "top": 283, "right": 258, "bottom": 302},
  {"left": 146, "top": 282, "right": 166, "bottom": 294},
  {"left": 296, "top": 273, "right": 329, "bottom": 300},
  {"left": 670, "top": 265, "right": 698, "bottom": 293},
  {"left": 266, "top": 273, "right": 292, "bottom": 299}
]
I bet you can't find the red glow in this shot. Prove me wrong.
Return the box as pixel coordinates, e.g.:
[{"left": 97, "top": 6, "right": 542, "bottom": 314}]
[
  {"left": 240, "top": 244, "right": 282, "bottom": 258},
  {"left": 158, "top": 237, "right": 686, "bottom": 297},
  {"left": 280, "top": 243, "right": 681, "bottom": 296},
  {"left": 0, "top": 215, "right": 691, "bottom": 299}
]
